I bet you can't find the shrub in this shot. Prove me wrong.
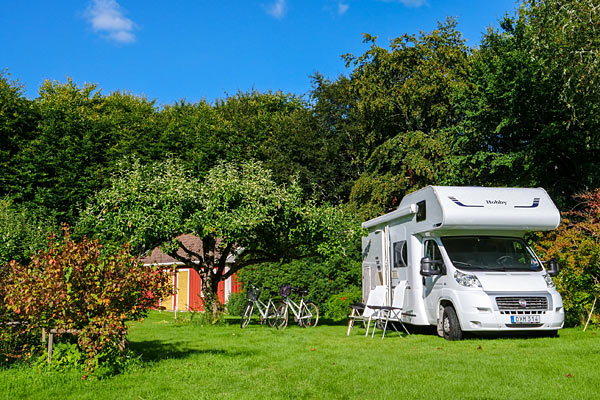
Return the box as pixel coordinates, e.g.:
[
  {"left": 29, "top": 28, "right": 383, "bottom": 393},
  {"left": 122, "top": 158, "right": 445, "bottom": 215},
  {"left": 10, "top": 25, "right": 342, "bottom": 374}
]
[
  {"left": 534, "top": 189, "right": 600, "bottom": 326},
  {"left": 35, "top": 341, "right": 84, "bottom": 372},
  {"left": 325, "top": 287, "right": 363, "bottom": 321},
  {"left": 238, "top": 255, "right": 361, "bottom": 316},
  {"left": 226, "top": 291, "right": 248, "bottom": 317},
  {"left": 0, "top": 263, "right": 40, "bottom": 364},
  {"left": 2, "top": 227, "right": 171, "bottom": 373}
]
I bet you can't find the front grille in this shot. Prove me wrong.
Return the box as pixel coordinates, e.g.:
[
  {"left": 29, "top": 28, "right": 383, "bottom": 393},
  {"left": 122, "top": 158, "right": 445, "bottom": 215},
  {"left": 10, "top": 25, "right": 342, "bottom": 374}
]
[
  {"left": 496, "top": 296, "right": 548, "bottom": 310},
  {"left": 500, "top": 310, "right": 546, "bottom": 315}
]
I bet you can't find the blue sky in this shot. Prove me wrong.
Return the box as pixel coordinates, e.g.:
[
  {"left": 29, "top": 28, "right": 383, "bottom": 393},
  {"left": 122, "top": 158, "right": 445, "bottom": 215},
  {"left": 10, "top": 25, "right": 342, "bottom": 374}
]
[{"left": 1, "top": 0, "right": 518, "bottom": 106}]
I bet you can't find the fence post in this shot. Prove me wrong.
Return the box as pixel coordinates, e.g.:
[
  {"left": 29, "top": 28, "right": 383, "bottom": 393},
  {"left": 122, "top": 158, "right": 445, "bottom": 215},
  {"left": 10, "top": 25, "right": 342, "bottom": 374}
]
[
  {"left": 583, "top": 297, "right": 597, "bottom": 332},
  {"left": 47, "top": 332, "right": 54, "bottom": 363}
]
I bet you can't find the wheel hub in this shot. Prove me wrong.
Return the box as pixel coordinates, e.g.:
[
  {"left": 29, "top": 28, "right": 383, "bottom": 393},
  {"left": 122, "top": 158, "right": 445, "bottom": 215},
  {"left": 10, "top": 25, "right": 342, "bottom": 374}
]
[{"left": 443, "top": 316, "right": 450, "bottom": 333}]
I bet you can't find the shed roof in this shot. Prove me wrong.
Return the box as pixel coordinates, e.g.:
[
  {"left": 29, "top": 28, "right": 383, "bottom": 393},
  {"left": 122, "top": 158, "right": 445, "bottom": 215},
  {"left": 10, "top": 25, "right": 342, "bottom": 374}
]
[{"left": 140, "top": 234, "right": 236, "bottom": 266}]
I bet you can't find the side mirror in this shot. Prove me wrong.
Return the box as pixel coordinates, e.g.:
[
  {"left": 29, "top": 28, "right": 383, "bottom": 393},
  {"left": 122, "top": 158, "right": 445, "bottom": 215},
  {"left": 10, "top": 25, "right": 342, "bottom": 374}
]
[
  {"left": 420, "top": 257, "right": 432, "bottom": 276},
  {"left": 420, "top": 257, "right": 443, "bottom": 276},
  {"left": 546, "top": 258, "right": 559, "bottom": 277}
]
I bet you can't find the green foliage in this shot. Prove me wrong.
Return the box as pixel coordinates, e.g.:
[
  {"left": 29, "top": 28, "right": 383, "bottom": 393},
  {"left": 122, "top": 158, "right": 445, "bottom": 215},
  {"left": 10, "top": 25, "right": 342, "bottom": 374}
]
[
  {"left": 534, "top": 189, "right": 600, "bottom": 326},
  {"left": 214, "top": 90, "right": 348, "bottom": 202},
  {"left": 226, "top": 291, "right": 248, "bottom": 317},
  {"left": 185, "top": 310, "right": 227, "bottom": 327},
  {"left": 0, "top": 71, "right": 38, "bottom": 197},
  {"left": 2, "top": 228, "right": 171, "bottom": 371},
  {"left": 238, "top": 255, "right": 361, "bottom": 316},
  {"left": 309, "top": 73, "right": 363, "bottom": 202},
  {"left": 158, "top": 100, "right": 224, "bottom": 177},
  {"left": 101, "top": 90, "right": 161, "bottom": 167},
  {"left": 3, "top": 78, "right": 164, "bottom": 225},
  {"left": 76, "top": 157, "right": 200, "bottom": 256},
  {"left": 214, "top": 90, "right": 305, "bottom": 162},
  {"left": 0, "top": 197, "right": 54, "bottom": 266},
  {"left": 325, "top": 286, "right": 363, "bottom": 321},
  {"left": 348, "top": 130, "right": 452, "bottom": 220},
  {"left": 330, "top": 19, "right": 472, "bottom": 216},
  {"left": 455, "top": 1, "right": 600, "bottom": 207},
  {"left": 343, "top": 18, "right": 471, "bottom": 158},
  {"left": 35, "top": 341, "right": 84, "bottom": 372},
  {"left": 16, "top": 79, "right": 109, "bottom": 224},
  {"left": 78, "top": 158, "right": 359, "bottom": 317},
  {"left": 521, "top": 0, "right": 600, "bottom": 124}
]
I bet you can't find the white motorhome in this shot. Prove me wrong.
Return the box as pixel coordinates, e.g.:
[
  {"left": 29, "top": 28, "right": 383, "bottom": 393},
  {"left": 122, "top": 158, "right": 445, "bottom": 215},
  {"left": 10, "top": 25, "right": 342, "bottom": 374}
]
[{"left": 361, "top": 186, "right": 564, "bottom": 340}]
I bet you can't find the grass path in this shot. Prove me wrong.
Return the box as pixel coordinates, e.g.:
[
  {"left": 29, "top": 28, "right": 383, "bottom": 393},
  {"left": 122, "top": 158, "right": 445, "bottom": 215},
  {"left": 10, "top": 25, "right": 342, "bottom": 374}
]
[{"left": 1, "top": 312, "right": 599, "bottom": 399}]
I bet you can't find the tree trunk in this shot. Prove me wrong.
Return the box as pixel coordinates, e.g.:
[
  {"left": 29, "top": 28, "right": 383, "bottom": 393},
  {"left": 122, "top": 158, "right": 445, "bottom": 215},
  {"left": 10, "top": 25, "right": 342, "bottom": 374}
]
[{"left": 199, "top": 269, "right": 222, "bottom": 323}]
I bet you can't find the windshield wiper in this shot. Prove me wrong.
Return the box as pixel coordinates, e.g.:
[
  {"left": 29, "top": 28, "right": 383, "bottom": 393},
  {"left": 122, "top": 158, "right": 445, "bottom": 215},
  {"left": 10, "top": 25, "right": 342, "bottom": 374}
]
[
  {"left": 502, "top": 266, "right": 541, "bottom": 272},
  {"left": 452, "top": 261, "right": 486, "bottom": 270},
  {"left": 452, "top": 261, "right": 473, "bottom": 267}
]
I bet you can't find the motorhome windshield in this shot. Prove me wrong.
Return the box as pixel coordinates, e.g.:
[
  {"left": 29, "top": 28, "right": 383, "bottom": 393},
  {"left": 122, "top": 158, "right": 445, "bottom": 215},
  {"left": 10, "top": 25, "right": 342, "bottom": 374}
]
[{"left": 441, "top": 236, "right": 542, "bottom": 272}]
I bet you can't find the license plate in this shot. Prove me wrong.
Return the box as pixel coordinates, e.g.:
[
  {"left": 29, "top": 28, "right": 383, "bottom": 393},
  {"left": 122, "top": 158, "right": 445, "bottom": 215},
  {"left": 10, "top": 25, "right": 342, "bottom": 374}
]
[{"left": 511, "top": 315, "right": 540, "bottom": 324}]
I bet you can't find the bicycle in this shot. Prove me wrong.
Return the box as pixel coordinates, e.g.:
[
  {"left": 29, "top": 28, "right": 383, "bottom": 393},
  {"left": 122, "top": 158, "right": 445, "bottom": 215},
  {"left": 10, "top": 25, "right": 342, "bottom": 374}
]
[
  {"left": 275, "top": 285, "right": 319, "bottom": 328},
  {"left": 240, "top": 285, "right": 279, "bottom": 328}
]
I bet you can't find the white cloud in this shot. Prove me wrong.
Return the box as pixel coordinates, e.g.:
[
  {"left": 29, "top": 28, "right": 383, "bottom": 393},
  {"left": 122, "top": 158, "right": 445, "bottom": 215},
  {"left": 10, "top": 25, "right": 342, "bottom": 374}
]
[
  {"left": 266, "top": 0, "right": 286, "bottom": 19},
  {"left": 378, "top": 0, "right": 427, "bottom": 7},
  {"left": 86, "top": 0, "right": 137, "bottom": 44},
  {"left": 338, "top": 2, "right": 350, "bottom": 15},
  {"left": 108, "top": 30, "right": 136, "bottom": 44}
]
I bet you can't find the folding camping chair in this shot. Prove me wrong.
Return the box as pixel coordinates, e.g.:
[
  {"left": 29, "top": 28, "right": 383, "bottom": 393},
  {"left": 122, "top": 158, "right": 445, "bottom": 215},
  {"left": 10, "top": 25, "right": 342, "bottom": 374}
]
[
  {"left": 368, "top": 281, "right": 410, "bottom": 339},
  {"left": 346, "top": 285, "right": 387, "bottom": 336}
]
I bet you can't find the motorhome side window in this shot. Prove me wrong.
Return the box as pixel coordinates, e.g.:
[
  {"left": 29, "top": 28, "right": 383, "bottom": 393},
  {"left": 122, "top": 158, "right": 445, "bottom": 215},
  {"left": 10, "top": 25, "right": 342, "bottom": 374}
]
[
  {"left": 416, "top": 200, "right": 426, "bottom": 222},
  {"left": 424, "top": 240, "right": 442, "bottom": 272},
  {"left": 393, "top": 241, "right": 408, "bottom": 268}
]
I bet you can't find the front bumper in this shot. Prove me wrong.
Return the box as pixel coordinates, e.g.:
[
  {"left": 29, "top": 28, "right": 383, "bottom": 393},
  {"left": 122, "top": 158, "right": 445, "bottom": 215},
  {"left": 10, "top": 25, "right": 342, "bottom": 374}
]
[{"left": 452, "top": 290, "right": 564, "bottom": 332}]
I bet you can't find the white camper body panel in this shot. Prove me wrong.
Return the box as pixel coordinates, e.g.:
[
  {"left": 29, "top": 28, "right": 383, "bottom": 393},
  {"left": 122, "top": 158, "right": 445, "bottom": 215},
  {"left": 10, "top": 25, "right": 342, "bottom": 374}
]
[{"left": 361, "top": 186, "right": 564, "bottom": 334}]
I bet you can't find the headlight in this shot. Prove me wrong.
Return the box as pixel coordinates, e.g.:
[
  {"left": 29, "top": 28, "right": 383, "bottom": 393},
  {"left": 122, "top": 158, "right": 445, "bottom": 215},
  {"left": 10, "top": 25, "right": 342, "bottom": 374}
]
[
  {"left": 544, "top": 274, "right": 555, "bottom": 288},
  {"left": 454, "top": 270, "right": 482, "bottom": 288}
]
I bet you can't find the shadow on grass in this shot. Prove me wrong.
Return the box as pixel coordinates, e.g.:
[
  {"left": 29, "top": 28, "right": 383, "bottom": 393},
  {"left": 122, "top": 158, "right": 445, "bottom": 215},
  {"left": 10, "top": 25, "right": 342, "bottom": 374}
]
[
  {"left": 129, "top": 340, "right": 256, "bottom": 362},
  {"left": 221, "top": 317, "right": 348, "bottom": 327},
  {"left": 316, "top": 318, "right": 347, "bottom": 326},
  {"left": 465, "top": 330, "right": 561, "bottom": 340}
]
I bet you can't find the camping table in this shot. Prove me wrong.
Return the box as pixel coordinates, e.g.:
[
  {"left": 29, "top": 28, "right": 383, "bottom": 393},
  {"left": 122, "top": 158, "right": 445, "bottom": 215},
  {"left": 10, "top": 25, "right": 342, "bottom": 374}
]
[{"left": 367, "top": 305, "right": 403, "bottom": 339}]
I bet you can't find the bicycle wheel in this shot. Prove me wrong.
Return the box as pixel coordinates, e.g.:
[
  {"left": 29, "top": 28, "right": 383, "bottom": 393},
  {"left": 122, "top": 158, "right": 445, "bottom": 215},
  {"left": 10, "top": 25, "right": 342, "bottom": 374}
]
[
  {"left": 266, "top": 302, "right": 279, "bottom": 328},
  {"left": 275, "top": 303, "right": 288, "bottom": 329},
  {"left": 300, "top": 302, "right": 319, "bottom": 327},
  {"left": 240, "top": 302, "right": 254, "bottom": 328}
]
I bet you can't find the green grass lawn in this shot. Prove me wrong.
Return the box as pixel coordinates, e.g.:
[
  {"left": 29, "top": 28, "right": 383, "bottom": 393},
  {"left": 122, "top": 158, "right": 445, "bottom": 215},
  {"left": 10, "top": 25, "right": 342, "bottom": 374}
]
[{"left": 1, "top": 312, "right": 599, "bottom": 399}]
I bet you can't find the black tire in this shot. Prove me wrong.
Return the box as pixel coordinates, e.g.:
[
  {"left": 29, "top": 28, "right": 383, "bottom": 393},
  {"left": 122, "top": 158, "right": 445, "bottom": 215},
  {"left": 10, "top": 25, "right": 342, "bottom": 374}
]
[
  {"left": 276, "top": 303, "right": 288, "bottom": 329},
  {"left": 266, "top": 303, "right": 279, "bottom": 328},
  {"left": 240, "top": 302, "right": 254, "bottom": 328},
  {"left": 442, "top": 305, "right": 462, "bottom": 341},
  {"left": 300, "top": 302, "right": 319, "bottom": 328}
]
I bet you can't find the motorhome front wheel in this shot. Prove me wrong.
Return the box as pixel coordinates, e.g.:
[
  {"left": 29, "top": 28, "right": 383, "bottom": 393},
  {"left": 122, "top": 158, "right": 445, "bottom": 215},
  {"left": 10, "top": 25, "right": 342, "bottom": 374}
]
[{"left": 442, "top": 306, "right": 463, "bottom": 341}]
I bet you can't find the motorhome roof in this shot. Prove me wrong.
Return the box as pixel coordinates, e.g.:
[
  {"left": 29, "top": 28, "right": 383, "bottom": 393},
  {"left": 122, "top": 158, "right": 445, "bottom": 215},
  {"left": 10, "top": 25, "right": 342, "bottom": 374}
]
[{"left": 362, "top": 186, "right": 560, "bottom": 233}]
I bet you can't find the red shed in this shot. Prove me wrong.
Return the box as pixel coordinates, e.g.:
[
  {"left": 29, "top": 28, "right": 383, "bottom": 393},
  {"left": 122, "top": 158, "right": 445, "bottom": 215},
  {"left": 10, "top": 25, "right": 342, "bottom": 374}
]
[{"left": 141, "top": 234, "right": 241, "bottom": 311}]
